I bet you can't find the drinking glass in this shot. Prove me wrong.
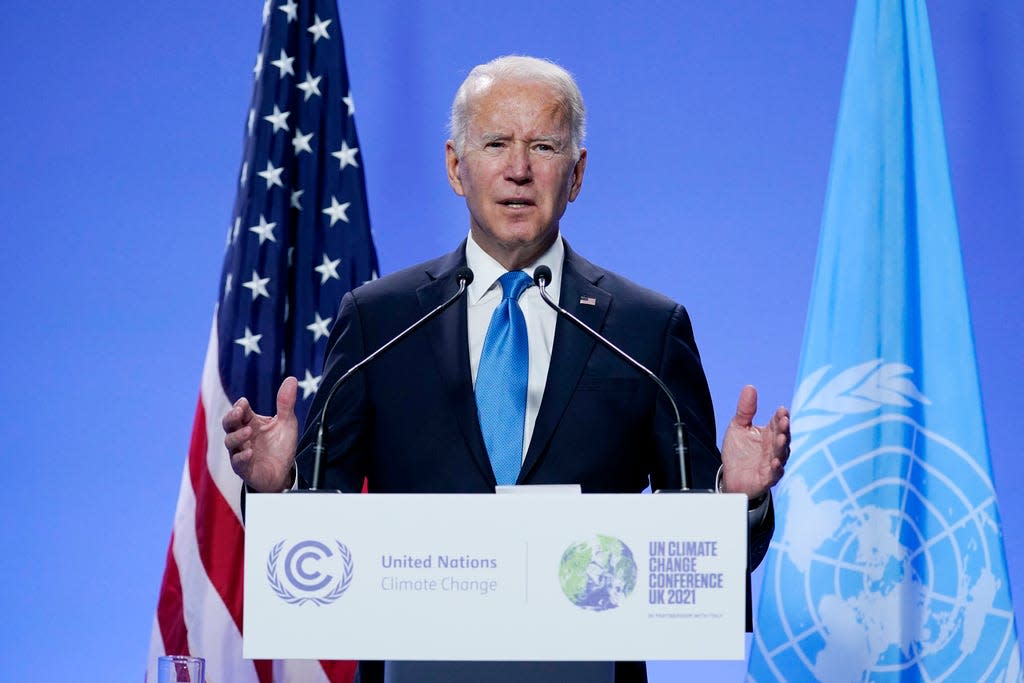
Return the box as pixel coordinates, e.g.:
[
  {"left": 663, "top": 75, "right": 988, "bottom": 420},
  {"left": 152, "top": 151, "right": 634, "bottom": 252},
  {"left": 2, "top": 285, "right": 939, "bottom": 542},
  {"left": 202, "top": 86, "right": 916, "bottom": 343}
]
[{"left": 157, "top": 655, "right": 205, "bottom": 683}]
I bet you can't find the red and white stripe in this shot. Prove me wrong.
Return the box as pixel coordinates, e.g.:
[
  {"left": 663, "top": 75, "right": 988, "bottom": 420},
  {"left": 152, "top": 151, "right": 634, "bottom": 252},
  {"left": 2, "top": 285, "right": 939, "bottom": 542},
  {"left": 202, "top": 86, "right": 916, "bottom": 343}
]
[{"left": 147, "top": 315, "right": 356, "bottom": 683}]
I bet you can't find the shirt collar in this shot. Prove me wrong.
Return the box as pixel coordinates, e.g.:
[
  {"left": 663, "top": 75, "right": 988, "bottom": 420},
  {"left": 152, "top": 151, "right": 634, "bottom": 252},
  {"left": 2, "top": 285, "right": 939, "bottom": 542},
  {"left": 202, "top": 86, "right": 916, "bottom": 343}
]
[{"left": 465, "top": 232, "right": 564, "bottom": 305}]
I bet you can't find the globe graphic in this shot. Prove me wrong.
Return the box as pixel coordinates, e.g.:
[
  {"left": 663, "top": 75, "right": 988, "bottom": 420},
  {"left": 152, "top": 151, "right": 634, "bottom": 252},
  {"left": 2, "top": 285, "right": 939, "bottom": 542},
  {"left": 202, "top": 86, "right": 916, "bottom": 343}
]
[
  {"left": 752, "top": 413, "right": 1021, "bottom": 682},
  {"left": 559, "top": 535, "right": 637, "bottom": 611}
]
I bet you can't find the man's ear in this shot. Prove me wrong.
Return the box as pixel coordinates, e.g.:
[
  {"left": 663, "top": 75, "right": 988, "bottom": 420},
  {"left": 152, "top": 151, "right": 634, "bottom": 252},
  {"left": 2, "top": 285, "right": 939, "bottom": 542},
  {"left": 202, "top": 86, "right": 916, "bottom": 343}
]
[
  {"left": 568, "top": 148, "right": 587, "bottom": 202},
  {"left": 445, "top": 140, "right": 465, "bottom": 197}
]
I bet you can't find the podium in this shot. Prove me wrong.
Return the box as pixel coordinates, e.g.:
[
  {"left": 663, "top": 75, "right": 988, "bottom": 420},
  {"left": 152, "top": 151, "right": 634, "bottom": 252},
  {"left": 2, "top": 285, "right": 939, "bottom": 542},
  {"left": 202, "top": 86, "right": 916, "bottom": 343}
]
[{"left": 243, "top": 492, "right": 747, "bottom": 678}]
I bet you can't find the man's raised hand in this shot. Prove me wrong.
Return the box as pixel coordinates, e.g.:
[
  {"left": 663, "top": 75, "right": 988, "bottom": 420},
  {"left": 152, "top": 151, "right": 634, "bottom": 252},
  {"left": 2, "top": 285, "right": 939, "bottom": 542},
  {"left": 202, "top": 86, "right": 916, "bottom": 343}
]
[
  {"left": 719, "top": 385, "right": 791, "bottom": 500},
  {"left": 223, "top": 377, "right": 299, "bottom": 492}
]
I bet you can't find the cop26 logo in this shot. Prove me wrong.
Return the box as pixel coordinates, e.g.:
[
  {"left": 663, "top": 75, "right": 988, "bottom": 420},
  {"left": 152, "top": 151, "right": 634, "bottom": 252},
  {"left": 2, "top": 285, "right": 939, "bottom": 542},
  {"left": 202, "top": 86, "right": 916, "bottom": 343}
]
[{"left": 266, "top": 539, "right": 354, "bottom": 606}]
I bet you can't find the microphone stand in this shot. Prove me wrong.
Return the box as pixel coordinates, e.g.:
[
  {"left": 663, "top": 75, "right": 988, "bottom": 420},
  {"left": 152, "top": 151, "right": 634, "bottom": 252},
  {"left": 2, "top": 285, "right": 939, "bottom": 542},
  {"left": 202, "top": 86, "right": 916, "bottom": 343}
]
[
  {"left": 292, "top": 267, "right": 474, "bottom": 493},
  {"left": 533, "top": 266, "right": 711, "bottom": 493}
]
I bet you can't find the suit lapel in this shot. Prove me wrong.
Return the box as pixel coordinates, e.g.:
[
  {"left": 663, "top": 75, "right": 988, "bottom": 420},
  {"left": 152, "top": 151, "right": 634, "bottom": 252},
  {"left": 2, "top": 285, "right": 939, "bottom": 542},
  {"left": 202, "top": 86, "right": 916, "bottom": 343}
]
[
  {"left": 418, "top": 243, "right": 495, "bottom": 486},
  {"left": 519, "top": 244, "right": 610, "bottom": 482}
]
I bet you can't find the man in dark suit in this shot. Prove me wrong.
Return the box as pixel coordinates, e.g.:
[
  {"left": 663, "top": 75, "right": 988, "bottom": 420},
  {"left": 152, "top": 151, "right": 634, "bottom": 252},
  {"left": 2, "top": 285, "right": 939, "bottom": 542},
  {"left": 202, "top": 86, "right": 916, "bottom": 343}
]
[
  {"left": 225, "top": 55, "right": 790, "bottom": 682},
  {"left": 295, "top": 238, "right": 724, "bottom": 497}
]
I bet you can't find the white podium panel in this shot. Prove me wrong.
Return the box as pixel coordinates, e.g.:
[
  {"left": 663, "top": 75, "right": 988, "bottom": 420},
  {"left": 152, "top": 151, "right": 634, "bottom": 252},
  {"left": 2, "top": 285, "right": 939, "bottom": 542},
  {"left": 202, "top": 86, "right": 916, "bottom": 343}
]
[{"left": 243, "top": 493, "right": 746, "bottom": 661}]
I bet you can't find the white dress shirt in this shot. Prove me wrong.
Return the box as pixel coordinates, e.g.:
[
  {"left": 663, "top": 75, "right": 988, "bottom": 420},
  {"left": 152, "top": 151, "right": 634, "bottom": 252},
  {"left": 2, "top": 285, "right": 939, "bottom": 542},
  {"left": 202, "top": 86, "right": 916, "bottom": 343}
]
[{"left": 465, "top": 232, "right": 563, "bottom": 461}]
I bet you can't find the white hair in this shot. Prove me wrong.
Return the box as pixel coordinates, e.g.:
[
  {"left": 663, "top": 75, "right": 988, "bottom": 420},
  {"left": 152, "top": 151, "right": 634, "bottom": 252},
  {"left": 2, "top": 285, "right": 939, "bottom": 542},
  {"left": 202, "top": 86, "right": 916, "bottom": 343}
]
[{"left": 448, "top": 55, "right": 586, "bottom": 160}]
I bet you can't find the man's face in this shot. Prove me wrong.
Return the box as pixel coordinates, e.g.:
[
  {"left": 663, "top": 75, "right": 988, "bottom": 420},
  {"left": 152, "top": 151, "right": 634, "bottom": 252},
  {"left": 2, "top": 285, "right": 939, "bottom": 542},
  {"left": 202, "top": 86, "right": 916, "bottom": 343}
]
[{"left": 446, "top": 79, "right": 587, "bottom": 270}]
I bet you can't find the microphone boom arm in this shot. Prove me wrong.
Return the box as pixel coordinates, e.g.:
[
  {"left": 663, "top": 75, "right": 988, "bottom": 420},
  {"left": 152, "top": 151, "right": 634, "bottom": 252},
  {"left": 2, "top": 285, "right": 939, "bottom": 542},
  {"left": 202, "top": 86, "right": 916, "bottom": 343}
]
[
  {"left": 533, "top": 267, "right": 691, "bottom": 491},
  {"left": 309, "top": 268, "right": 474, "bottom": 491}
]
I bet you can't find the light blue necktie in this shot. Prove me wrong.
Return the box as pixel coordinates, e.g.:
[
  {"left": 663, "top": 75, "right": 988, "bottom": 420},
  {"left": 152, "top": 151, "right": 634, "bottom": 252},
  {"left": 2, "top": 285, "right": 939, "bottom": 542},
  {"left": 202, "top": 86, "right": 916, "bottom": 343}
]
[{"left": 476, "top": 270, "right": 532, "bottom": 486}]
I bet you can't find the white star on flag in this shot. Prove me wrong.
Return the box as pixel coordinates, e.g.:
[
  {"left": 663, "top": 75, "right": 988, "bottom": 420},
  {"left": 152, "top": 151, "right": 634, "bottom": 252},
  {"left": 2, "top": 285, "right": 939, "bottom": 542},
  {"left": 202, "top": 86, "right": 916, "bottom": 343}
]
[
  {"left": 234, "top": 326, "right": 263, "bottom": 356},
  {"left": 249, "top": 215, "right": 278, "bottom": 244},
  {"left": 290, "top": 188, "right": 304, "bottom": 210},
  {"left": 257, "top": 161, "right": 284, "bottom": 189},
  {"left": 322, "top": 196, "right": 351, "bottom": 225},
  {"left": 271, "top": 49, "right": 295, "bottom": 77},
  {"left": 278, "top": 0, "right": 298, "bottom": 22},
  {"left": 239, "top": 161, "right": 248, "bottom": 187},
  {"left": 331, "top": 140, "right": 360, "bottom": 170},
  {"left": 297, "top": 71, "right": 322, "bottom": 101},
  {"left": 343, "top": 91, "right": 355, "bottom": 116},
  {"left": 263, "top": 105, "right": 290, "bottom": 133},
  {"left": 292, "top": 129, "right": 313, "bottom": 155},
  {"left": 242, "top": 270, "right": 271, "bottom": 299},
  {"left": 314, "top": 253, "right": 341, "bottom": 284},
  {"left": 297, "top": 369, "right": 322, "bottom": 399},
  {"left": 308, "top": 14, "right": 332, "bottom": 42},
  {"left": 253, "top": 53, "right": 263, "bottom": 79},
  {"left": 224, "top": 273, "right": 233, "bottom": 297},
  {"left": 306, "top": 312, "right": 333, "bottom": 341}
]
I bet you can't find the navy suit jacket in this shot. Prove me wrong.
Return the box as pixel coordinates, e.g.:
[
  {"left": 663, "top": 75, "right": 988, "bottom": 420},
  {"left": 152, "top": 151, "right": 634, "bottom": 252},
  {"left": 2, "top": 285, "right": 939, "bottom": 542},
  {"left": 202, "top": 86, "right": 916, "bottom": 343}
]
[{"left": 294, "top": 240, "right": 773, "bottom": 681}]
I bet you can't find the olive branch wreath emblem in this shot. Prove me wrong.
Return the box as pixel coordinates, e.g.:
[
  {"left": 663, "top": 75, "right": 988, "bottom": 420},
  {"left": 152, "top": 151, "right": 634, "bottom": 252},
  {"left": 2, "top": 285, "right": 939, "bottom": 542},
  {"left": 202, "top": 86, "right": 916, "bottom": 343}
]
[
  {"left": 790, "top": 359, "right": 930, "bottom": 453},
  {"left": 266, "top": 540, "right": 354, "bottom": 606}
]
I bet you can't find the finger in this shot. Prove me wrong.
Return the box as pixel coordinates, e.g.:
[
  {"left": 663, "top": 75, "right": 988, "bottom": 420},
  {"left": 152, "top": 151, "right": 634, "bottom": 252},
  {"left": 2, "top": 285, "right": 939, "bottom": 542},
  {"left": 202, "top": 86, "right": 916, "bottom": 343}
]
[
  {"left": 774, "top": 407, "right": 791, "bottom": 432},
  {"left": 229, "top": 447, "right": 254, "bottom": 478},
  {"left": 732, "top": 385, "right": 759, "bottom": 428},
  {"left": 775, "top": 435, "right": 790, "bottom": 461},
  {"left": 277, "top": 376, "right": 298, "bottom": 418},
  {"left": 771, "top": 412, "right": 789, "bottom": 439},
  {"left": 224, "top": 424, "right": 252, "bottom": 455},
  {"left": 221, "top": 397, "right": 252, "bottom": 432},
  {"left": 222, "top": 410, "right": 241, "bottom": 434}
]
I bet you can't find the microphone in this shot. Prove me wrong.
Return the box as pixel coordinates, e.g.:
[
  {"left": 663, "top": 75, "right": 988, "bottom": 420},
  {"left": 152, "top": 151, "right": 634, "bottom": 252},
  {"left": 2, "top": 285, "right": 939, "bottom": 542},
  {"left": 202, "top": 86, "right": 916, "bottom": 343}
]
[
  {"left": 532, "top": 265, "right": 700, "bottom": 492},
  {"left": 304, "top": 267, "right": 474, "bottom": 491}
]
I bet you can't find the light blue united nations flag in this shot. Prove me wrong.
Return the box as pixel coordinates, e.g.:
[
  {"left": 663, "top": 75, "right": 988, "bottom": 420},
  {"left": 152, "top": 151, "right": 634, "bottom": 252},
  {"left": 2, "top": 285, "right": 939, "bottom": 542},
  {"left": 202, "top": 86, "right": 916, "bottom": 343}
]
[{"left": 747, "top": 1, "right": 1023, "bottom": 681}]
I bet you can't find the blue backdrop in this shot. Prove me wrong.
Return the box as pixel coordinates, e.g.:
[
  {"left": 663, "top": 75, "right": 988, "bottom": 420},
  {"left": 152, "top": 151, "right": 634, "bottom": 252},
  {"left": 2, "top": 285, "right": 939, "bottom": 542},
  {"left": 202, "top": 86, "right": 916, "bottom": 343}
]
[{"left": 1, "top": 2, "right": 1020, "bottom": 680}]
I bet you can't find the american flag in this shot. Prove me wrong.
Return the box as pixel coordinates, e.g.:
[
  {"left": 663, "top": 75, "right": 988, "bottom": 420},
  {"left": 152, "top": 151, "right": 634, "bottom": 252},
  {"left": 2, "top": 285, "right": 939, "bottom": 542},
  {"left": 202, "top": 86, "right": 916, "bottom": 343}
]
[{"left": 147, "top": 0, "right": 377, "bottom": 680}]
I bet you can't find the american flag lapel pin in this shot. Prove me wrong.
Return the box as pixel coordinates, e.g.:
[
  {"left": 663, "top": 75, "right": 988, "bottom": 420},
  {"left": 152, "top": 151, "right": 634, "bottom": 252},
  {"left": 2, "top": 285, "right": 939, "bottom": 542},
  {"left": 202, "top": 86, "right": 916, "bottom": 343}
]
[{"left": 579, "top": 295, "right": 597, "bottom": 306}]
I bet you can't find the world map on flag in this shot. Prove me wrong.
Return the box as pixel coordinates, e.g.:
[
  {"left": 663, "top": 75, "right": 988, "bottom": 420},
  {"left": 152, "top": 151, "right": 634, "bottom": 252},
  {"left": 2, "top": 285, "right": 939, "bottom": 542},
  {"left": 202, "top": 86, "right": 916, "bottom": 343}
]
[{"left": 752, "top": 362, "right": 1022, "bottom": 682}]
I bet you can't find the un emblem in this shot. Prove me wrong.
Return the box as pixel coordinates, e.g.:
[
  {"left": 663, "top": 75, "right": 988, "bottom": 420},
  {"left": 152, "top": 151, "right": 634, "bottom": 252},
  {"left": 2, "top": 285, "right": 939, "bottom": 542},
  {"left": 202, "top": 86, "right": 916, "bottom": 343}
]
[
  {"left": 266, "top": 539, "right": 353, "bottom": 606},
  {"left": 753, "top": 361, "right": 1022, "bottom": 681}
]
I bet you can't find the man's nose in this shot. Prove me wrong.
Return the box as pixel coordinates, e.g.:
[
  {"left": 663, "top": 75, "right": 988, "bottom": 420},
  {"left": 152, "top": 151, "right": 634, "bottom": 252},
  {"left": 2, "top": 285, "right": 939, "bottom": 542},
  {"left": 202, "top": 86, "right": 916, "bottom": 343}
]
[{"left": 504, "top": 143, "right": 532, "bottom": 183}]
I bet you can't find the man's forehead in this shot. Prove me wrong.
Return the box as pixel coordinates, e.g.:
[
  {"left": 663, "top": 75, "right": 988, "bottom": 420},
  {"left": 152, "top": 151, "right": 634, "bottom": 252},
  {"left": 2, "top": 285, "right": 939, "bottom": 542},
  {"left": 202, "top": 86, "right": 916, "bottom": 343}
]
[{"left": 465, "top": 80, "right": 570, "bottom": 131}]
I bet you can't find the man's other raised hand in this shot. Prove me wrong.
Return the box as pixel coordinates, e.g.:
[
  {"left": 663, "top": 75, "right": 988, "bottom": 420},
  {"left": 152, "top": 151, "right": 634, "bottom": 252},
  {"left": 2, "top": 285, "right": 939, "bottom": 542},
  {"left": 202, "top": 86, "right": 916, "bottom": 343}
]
[{"left": 223, "top": 376, "right": 299, "bottom": 492}]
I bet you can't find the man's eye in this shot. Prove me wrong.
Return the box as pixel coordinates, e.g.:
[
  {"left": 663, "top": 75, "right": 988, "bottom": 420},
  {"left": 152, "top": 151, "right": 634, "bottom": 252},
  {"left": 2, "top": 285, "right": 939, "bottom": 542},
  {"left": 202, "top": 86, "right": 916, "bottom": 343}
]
[{"left": 484, "top": 141, "right": 506, "bottom": 149}]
